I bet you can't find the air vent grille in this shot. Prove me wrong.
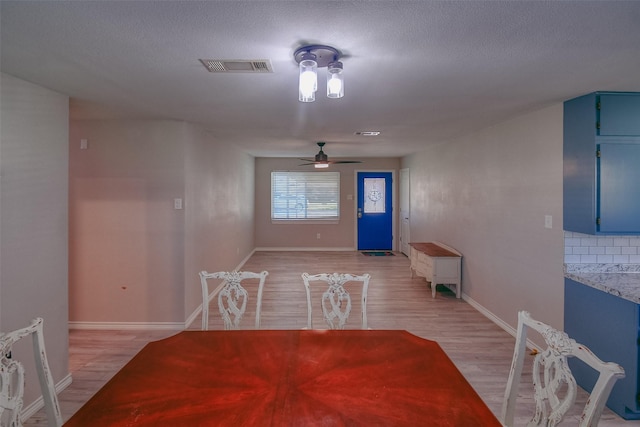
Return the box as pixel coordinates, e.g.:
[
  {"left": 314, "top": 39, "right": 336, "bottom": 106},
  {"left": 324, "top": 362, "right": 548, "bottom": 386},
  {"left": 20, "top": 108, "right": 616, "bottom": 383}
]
[{"left": 199, "top": 59, "right": 273, "bottom": 73}]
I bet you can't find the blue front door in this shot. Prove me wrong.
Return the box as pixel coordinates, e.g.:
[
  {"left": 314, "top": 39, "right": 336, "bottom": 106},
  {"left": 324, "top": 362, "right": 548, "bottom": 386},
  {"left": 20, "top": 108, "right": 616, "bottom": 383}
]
[{"left": 357, "top": 172, "right": 392, "bottom": 250}]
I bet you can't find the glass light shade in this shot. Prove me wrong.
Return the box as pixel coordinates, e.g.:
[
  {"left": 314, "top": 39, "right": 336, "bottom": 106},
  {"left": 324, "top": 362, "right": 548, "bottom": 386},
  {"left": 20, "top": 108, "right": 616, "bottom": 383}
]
[
  {"left": 327, "top": 61, "right": 344, "bottom": 99},
  {"left": 299, "top": 58, "right": 317, "bottom": 103},
  {"left": 314, "top": 163, "right": 330, "bottom": 169}
]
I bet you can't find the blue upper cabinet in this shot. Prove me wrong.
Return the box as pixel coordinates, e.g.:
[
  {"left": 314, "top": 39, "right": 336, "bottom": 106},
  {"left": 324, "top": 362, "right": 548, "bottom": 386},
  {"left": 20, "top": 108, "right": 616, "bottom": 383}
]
[
  {"left": 564, "top": 92, "right": 640, "bottom": 234},
  {"left": 599, "top": 143, "right": 640, "bottom": 233},
  {"left": 599, "top": 94, "right": 640, "bottom": 135}
]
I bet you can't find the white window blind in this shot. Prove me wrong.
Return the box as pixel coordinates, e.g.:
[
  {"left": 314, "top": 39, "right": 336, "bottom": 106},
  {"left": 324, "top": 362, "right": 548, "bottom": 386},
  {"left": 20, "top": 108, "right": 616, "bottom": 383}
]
[{"left": 271, "top": 171, "right": 340, "bottom": 220}]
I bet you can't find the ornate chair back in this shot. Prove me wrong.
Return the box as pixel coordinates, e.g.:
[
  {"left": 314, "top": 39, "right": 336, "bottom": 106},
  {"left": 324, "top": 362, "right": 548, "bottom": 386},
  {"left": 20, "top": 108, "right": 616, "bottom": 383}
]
[
  {"left": 0, "top": 318, "right": 63, "bottom": 427},
  {"left": 301, "top": 272, "right": 371, "bottom": 330},
  {"left": 199, "top": 270, "right": 268, "bottom": 330},
  {"left": 501, "top": 310, "right": 625, "bottom": 427}
]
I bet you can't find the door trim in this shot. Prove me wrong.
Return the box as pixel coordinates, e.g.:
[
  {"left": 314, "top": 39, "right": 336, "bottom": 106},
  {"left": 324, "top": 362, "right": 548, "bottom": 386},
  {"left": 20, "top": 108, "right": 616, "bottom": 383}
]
[{"left": 399, "top": 168, "right": 410, "bottom": 256}]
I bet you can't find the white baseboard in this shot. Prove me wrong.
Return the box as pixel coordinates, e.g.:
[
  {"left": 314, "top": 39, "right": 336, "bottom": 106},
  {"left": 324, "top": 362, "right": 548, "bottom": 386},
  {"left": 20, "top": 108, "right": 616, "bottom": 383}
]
[
  {"left": 69, "top": 321, "right": 184, "bottom": 330},
  {"left": 463, "top": 293, "right": 516, "bottom": 338},
  {"left": 185, "top": 307, "right": 202, "bottom": 330},
  {"left": 70, "top": 250, "right": 258, "bottom": 332},
  {"left": 235, "top": 248, "right": 256, "bottom": 270},
  {"left": 22, "top": 373, "right": 72, "bottom": 422},
  {"left": 255, "top": 247, "right": 356, "bottom": 251},
  {"left": 463, "top": 293, "right": 537, "bottom": 350}
]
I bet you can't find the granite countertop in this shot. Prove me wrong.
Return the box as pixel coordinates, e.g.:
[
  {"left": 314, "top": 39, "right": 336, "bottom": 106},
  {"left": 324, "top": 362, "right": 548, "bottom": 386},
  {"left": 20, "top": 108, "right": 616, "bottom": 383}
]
[{"left": 564, "top": 263, "right": 640, "bottom": 304}]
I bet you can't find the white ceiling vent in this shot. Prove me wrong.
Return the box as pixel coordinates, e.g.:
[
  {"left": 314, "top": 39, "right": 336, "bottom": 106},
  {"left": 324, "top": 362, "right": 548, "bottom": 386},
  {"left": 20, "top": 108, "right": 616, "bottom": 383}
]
[{"left": 199, "top": 59, "right": 273, "bottom": 73}]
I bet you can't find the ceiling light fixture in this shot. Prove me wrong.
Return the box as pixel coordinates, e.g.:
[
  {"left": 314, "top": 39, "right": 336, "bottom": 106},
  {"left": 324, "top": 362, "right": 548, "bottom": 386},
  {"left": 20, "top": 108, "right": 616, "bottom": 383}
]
[{"left": 294, "top": 45, "right": 344, "bottom": 103}]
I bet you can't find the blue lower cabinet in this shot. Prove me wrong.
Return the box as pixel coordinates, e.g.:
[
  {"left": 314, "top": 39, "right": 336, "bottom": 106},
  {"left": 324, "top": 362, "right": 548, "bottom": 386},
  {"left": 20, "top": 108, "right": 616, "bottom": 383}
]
[{"left": 564, "top": 278, "right": 640, "bottom": 419}]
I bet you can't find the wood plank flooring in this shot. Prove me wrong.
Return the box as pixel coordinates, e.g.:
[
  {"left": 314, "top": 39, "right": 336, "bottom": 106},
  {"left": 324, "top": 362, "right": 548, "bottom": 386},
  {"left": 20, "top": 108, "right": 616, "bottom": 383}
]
[{"left": 25, "top": 251, "right": 639, "bottom": 426}]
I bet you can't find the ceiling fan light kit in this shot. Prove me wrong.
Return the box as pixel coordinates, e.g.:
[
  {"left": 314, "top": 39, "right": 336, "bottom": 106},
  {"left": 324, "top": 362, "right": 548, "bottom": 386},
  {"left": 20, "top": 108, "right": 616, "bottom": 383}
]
[
  {"left": 298, "top": 52, "right": 318, "bottom": 102},
  {"left": 326, "top": 61, "right": 344, "bottom": 99},
  {"left": 294, "top": 45, "right": 344, "bottom": 103}
]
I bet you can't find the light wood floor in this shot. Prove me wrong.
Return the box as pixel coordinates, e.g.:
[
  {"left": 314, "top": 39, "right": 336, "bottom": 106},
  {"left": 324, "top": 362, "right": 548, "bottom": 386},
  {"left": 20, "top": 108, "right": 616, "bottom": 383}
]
[{"left": 26, "top": 251, "right": 639, "bottom": 426}]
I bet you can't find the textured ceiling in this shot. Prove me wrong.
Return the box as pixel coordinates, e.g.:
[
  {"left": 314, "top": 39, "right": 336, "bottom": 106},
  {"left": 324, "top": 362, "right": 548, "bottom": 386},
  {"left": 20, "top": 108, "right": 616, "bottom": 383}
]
[{"left": 2, "top": 1, "right": 640, "bottom": 158}]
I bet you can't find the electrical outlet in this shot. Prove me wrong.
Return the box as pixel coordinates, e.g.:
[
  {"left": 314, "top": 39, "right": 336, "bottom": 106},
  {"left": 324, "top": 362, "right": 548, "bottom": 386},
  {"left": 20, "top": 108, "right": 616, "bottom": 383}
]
[
  {"left": 544, "top": 215, "right": 552, "bottom": 229},
  {"left": 316, "top": 233, "right": 321, "bottom": 239}
]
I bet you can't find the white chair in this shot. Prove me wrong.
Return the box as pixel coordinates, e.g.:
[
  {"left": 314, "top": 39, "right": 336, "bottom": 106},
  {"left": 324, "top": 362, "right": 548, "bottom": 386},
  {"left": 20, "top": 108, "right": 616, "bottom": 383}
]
[
  {"left": 0, "top": 317, "right": 63, "bottom": 427},
  {"left": 501, "top": 310, "right": 625, "bottom": 427},
  {"left": 301, "top": 272, "right": 371, "bottom": 330},
  {"left": 199, "top": 270, "right": 268, "bottom": 330}
]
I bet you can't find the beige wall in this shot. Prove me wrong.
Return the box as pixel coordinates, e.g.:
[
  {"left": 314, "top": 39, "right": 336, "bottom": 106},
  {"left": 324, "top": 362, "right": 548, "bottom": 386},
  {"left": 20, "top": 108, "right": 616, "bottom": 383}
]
[
  {"left": 402, "top": 104, "right": 565, "bottom": 330},
  {"left": 0, "top": 73, "right": 70, "bottom": 406},
  {"left": 183, "top": 125, "right": 255, "bottom": 321},
  {"left": 69, "top": 119, "right": 256, "bottom": 327},
  {"left": 255, "top": 157, "right": 400, "bottom": 249},
  {"left": 69, "top": 120, "right": 187, "bottom": 325}
]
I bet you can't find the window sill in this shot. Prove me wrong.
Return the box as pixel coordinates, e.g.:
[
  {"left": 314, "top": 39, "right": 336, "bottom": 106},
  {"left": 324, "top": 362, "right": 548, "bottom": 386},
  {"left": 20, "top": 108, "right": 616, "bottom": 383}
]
[{"left": 271, "top": 219, "right": 339, "bottom": 225}]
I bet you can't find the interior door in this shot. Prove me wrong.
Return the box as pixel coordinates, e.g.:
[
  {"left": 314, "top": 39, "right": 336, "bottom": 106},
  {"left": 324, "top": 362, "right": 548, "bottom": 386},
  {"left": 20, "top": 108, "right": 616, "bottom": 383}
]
[{"left": 357, "top": 171, "right": 393, "bottom": 250}]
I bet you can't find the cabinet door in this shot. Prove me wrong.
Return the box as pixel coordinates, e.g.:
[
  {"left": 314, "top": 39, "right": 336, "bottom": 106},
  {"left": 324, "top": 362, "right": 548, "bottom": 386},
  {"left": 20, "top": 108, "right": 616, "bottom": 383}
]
[
  {"left": 598, "top": 142, "right": 640, "bottom": 233},
  {"left": 599, "top": 94, "right": 640, "bottom": 136},
  {"left": 563, "top": 93, "right": 598, "bottom": 234},
  {"left": 565, "top": 279, "right": 640, "bottom": 419}
]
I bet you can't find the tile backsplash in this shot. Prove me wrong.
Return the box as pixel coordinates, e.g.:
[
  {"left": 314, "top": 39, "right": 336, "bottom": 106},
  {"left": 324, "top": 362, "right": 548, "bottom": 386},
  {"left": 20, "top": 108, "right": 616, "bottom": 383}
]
[{"left": 564, "top": 231, "right": 640, "bottom": 264}]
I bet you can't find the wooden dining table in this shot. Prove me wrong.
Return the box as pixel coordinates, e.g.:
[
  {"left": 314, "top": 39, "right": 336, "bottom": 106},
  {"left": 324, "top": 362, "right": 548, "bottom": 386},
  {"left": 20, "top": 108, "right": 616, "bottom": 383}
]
[{"left": 64, "top": 329, "right": 502, "bottom": 426}]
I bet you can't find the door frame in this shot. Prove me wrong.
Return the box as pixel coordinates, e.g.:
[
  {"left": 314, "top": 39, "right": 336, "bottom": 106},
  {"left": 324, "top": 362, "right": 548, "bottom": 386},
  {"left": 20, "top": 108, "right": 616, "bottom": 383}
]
[
  {"left": 354, "top": 169, "right": 397, "bottom": 251},
  {"left": 399, "top": 168, "right": 410, "bottom": 256}
]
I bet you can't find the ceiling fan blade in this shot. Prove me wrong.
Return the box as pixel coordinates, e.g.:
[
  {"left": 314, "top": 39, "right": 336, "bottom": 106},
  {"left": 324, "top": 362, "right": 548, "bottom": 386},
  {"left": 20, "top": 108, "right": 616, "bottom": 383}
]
[{"left": 300, "top": 142, "right": 363, "bottom": 166}]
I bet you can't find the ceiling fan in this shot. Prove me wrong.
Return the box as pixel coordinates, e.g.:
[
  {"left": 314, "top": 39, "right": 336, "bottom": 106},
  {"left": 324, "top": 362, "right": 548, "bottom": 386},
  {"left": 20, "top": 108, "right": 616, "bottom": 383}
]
[{"left": 299, "top": 142, "right": 363, "bottom": 168}]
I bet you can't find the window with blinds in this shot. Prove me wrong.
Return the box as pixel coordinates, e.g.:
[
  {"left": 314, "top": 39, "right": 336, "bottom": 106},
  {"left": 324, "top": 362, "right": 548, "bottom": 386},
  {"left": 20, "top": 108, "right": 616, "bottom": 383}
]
[{"left": 271, "top": 171, "right": 340, "bottom": 220}]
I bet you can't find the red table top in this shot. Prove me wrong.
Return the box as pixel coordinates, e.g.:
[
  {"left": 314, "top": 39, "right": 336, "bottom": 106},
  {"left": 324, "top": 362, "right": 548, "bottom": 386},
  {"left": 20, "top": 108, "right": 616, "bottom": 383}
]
[{"left": 64, "top": 330, "right": 501, "bottom": 426}]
